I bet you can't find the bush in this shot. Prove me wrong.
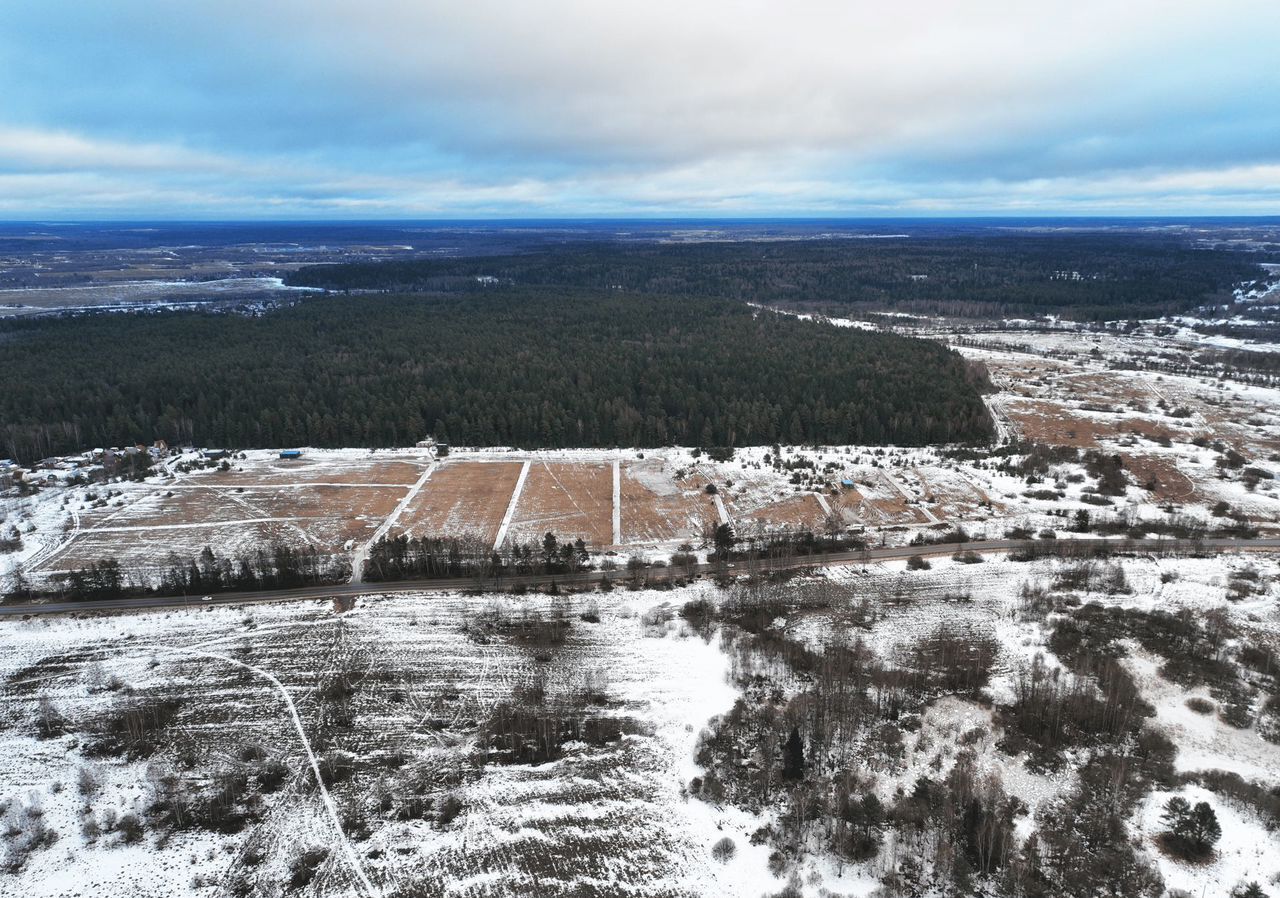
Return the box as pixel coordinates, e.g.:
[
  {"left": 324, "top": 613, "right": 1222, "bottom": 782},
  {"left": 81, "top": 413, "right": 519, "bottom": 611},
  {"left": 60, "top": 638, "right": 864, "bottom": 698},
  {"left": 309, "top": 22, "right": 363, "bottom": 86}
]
[
  {"left": 287, "top": 847, "right": 329, "bottom": 889},
  {"left": 1184, "top": 697, "right": 1215, "bottom": 715},
  {"left": 117, "top": 812, "right": 145, "bottom": 844},
  {"left": 437, "top": 794, "right": 464, "bottom": 825},
  {"left": 906, "top": 555, "right": 931, "bottom": 571},
  {"left": 711, "top": 836, "right": 736, "bottom": 862},
  {"left": 256, "top": 758, "right": 290, "bottom": 793}
]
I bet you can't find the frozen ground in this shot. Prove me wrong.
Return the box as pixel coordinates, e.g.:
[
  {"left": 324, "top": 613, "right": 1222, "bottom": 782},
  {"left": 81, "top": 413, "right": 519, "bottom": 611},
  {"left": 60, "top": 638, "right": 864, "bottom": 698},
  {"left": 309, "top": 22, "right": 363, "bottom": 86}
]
[
  {"left": 2, "top": 550, "right": 1277, "bottom": 896},
  {"left": 0, "top": 587, "right": 785, "bottom": 898}
]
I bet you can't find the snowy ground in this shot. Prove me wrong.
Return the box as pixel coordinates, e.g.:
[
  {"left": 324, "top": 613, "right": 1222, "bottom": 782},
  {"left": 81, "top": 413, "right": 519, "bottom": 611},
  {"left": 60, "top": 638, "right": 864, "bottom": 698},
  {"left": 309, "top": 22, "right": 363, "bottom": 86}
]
[
  {"left": 0, "top": 587, "right": 785, "bottom": 898},
  {"left": 2, "top": 550, "right": 1277, "bottom": 896}
]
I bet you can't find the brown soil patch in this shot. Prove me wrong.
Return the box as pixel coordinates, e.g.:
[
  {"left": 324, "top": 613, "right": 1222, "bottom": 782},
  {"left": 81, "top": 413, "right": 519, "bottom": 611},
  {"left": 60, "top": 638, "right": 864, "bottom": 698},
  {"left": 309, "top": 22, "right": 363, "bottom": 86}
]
[
  {"left": 506, "top": 462, "right": 614, "bottom": 548},
  {"left": 1121, "top": 454, "right": 1197, "bottom": 503},
  {"left": 397, "top": 461, "right": 524, "bottom": 545},
  {"left": 619, "top": 461, "right": 713, "bottom": 544},
  {"left": 737, "top": 493, "right": 826, "bottom": 529},
  {"left": 209, "top": 457, "right": 428, "bottom": 487}
]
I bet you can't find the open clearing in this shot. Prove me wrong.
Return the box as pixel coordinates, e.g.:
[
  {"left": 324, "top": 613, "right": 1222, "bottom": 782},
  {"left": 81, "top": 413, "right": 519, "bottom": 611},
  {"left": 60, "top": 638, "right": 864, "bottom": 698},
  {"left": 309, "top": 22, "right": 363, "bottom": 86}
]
[
  {"left": 502, "top": 461, "right": 615, "bottom": 549},
  {"left": 2, "top": 552, "right": 1278, "bottom": 896},
  {"left": 395, "top": 460, "right": 524, "bottom": 546},
  {"left": 0, "top": 587, "right": 760, "bottom": 898}
]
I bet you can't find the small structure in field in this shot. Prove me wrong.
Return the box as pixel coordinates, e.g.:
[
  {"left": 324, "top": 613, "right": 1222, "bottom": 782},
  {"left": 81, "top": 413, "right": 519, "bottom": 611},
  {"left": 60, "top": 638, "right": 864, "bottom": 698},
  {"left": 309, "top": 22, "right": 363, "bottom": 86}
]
[
  {"left": 840, "top": 478, "right": 856, "bottom": 489},
  {"left": 203, "top": 449, "right": 229, "bottom": 460},
  {"left": 279, "top": 449, "right": 303, "bottom": 460},
  {"left": 416, "top": 436, "right": 449, "bottom": 457}
]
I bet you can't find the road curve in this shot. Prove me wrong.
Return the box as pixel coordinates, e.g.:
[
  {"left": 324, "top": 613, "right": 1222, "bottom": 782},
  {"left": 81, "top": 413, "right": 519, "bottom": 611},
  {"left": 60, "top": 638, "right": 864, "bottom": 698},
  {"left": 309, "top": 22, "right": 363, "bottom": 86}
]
[{"left": 4, "top": 536, "right": 1279, "bottom": 618}]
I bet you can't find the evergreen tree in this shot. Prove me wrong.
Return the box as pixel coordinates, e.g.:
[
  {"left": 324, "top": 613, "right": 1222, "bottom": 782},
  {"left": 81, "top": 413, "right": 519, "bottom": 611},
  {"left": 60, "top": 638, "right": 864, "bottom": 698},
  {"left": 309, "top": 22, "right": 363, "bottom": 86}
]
[{"left": 782, "top": 726, "right": 805, "bottom": 781}]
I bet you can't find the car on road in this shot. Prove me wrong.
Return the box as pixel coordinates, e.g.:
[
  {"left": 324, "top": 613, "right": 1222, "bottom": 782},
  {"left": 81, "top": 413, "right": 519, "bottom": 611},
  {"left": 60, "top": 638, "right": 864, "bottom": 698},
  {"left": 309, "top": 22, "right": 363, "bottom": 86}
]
[{"left": 200, "top": 595, "right": 213, "bottom": 602}]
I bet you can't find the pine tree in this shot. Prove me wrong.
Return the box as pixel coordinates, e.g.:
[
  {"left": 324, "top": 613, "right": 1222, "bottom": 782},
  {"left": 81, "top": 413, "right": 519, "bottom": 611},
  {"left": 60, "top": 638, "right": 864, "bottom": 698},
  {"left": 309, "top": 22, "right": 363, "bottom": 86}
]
[{"left": 782, "top": 726, "right": 805, "bottom": 781}]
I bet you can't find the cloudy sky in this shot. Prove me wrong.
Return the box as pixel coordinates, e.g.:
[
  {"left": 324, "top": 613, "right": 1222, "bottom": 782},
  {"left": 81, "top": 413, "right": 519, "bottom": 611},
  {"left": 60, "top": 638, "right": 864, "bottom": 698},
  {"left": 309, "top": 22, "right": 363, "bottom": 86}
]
[{"left": 2, "top": 0, "right": 1278, "bottom": 218}]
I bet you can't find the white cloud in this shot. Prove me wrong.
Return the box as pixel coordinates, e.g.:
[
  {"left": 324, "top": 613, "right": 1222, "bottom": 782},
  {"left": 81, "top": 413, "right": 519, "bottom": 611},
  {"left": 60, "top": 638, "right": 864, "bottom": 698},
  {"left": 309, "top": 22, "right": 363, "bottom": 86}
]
[
  {"left": 0, "top": 127, "right": 231, "bottom": 173},
  {"left": 1, "top": 0, "right": 1278, "bottom": 215}
]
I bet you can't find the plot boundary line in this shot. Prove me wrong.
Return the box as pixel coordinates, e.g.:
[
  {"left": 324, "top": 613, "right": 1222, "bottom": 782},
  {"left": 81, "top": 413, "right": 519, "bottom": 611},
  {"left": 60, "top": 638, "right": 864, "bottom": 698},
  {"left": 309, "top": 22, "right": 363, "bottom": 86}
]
[
  {"left": 492, "top": 460, "right": 531, "bottom": 550},
  {"left": 350, "top": 462, "right": 436, "bottom": 583},
  {"left": 612, "top": 460, "right": 621, "bottom": 547}
]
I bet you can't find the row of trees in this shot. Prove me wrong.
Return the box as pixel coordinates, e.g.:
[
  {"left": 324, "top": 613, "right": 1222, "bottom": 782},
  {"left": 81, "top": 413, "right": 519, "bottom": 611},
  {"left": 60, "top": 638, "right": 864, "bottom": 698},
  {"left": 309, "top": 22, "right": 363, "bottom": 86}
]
[
  {"left": 7, "top": 544, "right": 350, "bottom": 602},
  {"left": 361, "top": 532, "right": 590, "bottom": 582}
]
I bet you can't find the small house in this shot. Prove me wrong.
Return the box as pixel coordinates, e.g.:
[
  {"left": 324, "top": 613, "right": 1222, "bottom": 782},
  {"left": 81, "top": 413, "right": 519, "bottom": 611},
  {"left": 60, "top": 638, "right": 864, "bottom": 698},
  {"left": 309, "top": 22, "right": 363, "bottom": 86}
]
[
  {"left": 840, "top": 478, "right": 856, "bottom": 489},
  {"left": 435, "top": 442, "right": 450, "bottom": 457},
  {"left": 279, "top": 449, "right": 303, "bottom": 460},
  {"left": 203, "top": 449, "right": 229, "bottom": 460}
]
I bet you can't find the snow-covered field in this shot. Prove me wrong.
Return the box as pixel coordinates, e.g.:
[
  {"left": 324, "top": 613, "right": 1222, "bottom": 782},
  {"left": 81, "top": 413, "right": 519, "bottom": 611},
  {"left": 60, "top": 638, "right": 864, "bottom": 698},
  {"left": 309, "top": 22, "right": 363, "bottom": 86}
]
[{"left": 2, "top": 551, "right": 1277, "bottom": 896}]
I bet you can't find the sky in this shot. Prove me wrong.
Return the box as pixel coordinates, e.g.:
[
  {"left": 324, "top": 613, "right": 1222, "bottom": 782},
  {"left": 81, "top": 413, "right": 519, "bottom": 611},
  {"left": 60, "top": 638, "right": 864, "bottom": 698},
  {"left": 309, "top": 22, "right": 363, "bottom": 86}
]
[{"left": 1, "top": 0, "right": 1278, "bottom": 218}]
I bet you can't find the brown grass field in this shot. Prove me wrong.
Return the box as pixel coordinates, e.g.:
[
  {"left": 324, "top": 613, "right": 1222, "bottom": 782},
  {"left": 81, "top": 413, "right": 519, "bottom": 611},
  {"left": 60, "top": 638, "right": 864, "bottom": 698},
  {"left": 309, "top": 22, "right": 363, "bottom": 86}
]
[
  {"left": 737, "top": 493, "right": 827, "bottom": 529},
  {"left": 396, "top": 460, "right": 524, "bottom": 544},
  {"left": 840, "top": 469, "right": 932, "bottom": 525},
  {"left": 619, "top": 461, "right": 712, "bottom": 544},
  {"left": 207, "top": 456, "right": 428, "bottom": 487},
  {"left": 505, "top": 461, "right": 614, "bottom": 548},
  {"left": 1121, "top": 453, "right": 1199, "bottom": 503}
]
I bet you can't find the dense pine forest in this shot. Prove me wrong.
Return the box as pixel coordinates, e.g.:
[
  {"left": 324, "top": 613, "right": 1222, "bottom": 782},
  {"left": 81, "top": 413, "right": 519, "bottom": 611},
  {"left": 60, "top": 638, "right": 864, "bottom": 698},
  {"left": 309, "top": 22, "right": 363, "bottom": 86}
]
[
  {"left": 286, "top": 234, "right": 1263, "bottom": 320},
  {"left": 0, "top": 291, "right": 993, "bottom": 461}
]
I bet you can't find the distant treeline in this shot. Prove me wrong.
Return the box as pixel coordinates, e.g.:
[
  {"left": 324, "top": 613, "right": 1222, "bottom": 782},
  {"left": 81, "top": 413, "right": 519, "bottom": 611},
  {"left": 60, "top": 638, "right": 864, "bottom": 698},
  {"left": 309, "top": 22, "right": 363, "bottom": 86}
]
[
  {"left": 0, "top": 291, "right": 992, "bottom": 461},
  {"left": 286, "top": 235, "right": 1261, "bottom": 321}
]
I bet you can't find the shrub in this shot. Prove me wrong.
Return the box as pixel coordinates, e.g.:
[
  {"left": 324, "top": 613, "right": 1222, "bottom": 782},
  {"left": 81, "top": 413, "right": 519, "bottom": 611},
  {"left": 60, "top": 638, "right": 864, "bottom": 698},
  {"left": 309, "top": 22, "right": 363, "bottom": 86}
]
[
  {"left": 1184, "top": 697, "right": 1215, "bottom": 715},
  {"left": 256, "top": 758, "right": 290, "bottom": 793},
  {"left": 437, "top": 794, "right": 463, "bottom": 825},
  {"left": 906, "top": 555, "right": 931, "bottom": 571},
  {"left": 711, "top": 836, "right": 736, "bottom": 862},
  {"left": 117, "top": 812, "right": 145, "bottom": 844},
  {"left": 287, "top": 847, "right": 329, "bottom": 889}
]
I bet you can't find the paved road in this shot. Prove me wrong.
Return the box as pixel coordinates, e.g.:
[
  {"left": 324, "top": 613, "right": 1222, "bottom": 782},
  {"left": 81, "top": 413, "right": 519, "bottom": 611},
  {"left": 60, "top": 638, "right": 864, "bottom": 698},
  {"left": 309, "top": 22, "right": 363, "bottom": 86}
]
[{"left": 4, "top": 536, "right": 1279, "bottom": 618}]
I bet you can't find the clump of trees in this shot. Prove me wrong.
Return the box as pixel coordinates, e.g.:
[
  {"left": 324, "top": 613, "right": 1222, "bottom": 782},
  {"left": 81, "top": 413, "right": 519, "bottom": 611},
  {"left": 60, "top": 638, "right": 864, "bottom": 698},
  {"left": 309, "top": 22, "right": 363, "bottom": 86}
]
[
  {"left": 1158, "top": 796, "right": 1222, "bottom": 861},
  {"left": 363, "top": 531, "right": 589, "bottom": 582}
]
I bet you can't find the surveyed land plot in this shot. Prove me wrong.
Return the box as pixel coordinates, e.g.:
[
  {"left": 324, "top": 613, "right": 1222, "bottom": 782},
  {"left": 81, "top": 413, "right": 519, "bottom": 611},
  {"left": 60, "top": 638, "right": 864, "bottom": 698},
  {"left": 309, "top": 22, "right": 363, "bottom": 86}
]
[
  {"left": 619, "top": 461, "right": 716, "bottom": 544},
  {"left": 504, "top": 461, "right": 615, "bottom": 549},
  {"left": 395, "top": 460, "right": 525, "bottom": 545}
]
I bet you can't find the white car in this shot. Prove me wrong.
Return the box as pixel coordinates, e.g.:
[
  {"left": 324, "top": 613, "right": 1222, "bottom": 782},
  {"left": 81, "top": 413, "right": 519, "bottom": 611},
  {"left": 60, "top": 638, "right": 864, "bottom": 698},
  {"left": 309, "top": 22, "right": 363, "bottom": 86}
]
[{"left": 200, "top": 595, "right": 213, "bottom": 602}]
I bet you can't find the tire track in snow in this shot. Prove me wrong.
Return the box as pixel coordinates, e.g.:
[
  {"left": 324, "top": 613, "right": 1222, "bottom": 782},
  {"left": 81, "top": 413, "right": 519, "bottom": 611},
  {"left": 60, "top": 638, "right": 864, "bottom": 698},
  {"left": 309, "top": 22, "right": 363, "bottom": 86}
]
[
  {"left": 27, "top": 507, "right": 79, "bottom": 571},
  {"left": 186, "top": 648, "right": 382, "bottom": 898}
]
